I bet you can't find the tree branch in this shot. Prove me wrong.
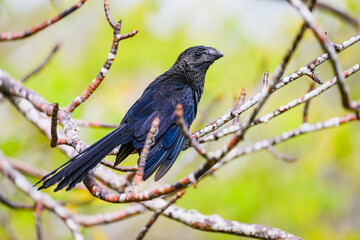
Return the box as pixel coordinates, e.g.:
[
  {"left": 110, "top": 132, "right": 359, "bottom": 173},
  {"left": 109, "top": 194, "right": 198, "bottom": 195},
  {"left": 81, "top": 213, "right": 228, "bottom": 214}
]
[{"left": 0, "top": 0, "right": 87, "bottom": 41}]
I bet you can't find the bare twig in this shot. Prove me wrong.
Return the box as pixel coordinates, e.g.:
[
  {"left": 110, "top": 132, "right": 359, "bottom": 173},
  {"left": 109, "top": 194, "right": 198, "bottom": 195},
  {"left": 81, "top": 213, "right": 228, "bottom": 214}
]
[
  {"left": 201, "top": 64, "right": 360, "bottom": 143},
  {"left": 255, "top": 64, "right": 359, "bottom": 124},
  {"left": 273, "top": 0, "right": 317, "bottom": 81},
  {"left": 287, "top": 0, "right": 359, "bottom": 112},
  {"left": 119, "top": 30, "right": 139, "bottom": 40},
  {"left": 21, "top": 43, "right": 61, "bottom": 83},
  {"left": 268, "top": 145, "right": 297, "bottom": 162},
  {"left": 317, "top": 1, "right": 360, "bottom": 30},
  {"left": 304, "top": 70, "right": 323, "bottom": 84},
  {"left": 73, "top": 119, "right": 118, "bottom": 129},
  {"left": 262, "top": 71, "right": 269, "bottom": 87},
  {"left": 35, "top": 201, "right": 44, "bottom": 240},
  {"left": 303, "top": 82, "right": 316, "bottom": 123},
  {"left": 212, "top": 113, "right": 358, "bottom": 172},
  {"left": 218, "top": 0, "right": 317, "bottom": 159},
  {"left": 50, "top": 103, "right": 60, "bottom": 147},
  {"left": 195, "top": 94, "right": 224, "bottom": 127},
  {"left": 103, "top": 0, "right": 117, "bottom": 29},
  {"left": 233, "top": 88, "right": 246, "bottom": 126},
  {"left": 9, "top": 160, "right": 48, "bottom": 179},
  {"left": 101, "top": 160, "right": 138, "bottom": 172},
  {"left": 65, "top": 1, "right": 138, "bottom": 113},
  {"left": 0, "top": 0, "right": 87, "bottom": 41},
  {"left": 192, "top": 33, "right": 360, "bottom": 142},
  {"left": 135, "top": 117, "right": 159, "bottom": 185},
  {"left": 176, "top": 104, "right": 211, "bottom": 160},
  {"left": 136, "top": 190, "right": 185, "bottom": 240},
  {"left": 0, "top": 193, "right": 34, "bottom": 210}
]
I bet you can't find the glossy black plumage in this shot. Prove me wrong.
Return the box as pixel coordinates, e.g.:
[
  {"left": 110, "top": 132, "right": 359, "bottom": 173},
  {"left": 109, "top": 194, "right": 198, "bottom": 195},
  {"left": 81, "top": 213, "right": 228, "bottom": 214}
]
[{"left": 36, "top": 46, "right": 223, "bottom": 191}]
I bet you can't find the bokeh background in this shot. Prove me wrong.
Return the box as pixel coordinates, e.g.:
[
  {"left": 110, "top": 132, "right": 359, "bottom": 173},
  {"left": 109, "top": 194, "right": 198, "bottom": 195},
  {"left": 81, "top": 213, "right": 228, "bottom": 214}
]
[{"left": 0, "top": 0, "right": 360, "bottom": 239}]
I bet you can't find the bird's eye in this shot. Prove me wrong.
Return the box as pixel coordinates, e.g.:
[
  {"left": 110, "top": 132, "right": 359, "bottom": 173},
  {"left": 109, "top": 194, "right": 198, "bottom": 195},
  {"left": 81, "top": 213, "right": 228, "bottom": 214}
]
[{"left": 195, "top": 51, "right": 202, "bottom": 57}]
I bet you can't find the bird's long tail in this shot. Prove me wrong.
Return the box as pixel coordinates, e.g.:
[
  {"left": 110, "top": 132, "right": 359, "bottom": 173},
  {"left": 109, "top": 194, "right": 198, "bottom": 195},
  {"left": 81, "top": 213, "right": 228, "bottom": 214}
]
[{"left": 35, "top": 126, "right": 129, "bottom": 191}]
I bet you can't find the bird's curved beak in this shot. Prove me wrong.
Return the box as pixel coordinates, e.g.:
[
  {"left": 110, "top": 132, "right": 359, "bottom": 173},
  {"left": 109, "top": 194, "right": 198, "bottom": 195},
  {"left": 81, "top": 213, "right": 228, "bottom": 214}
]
[{"left": 209, "top": 47, "right": 224, "bottom": 60}]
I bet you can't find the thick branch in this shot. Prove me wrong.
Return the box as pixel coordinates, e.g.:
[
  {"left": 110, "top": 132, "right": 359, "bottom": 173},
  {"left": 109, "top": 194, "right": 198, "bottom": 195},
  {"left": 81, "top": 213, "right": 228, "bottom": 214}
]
[
  {"left": 144, "top": 199, "right": 302, "bottom": 240},
  {"left": 74, "top": 204, "right": 146, "bottom": 227}
]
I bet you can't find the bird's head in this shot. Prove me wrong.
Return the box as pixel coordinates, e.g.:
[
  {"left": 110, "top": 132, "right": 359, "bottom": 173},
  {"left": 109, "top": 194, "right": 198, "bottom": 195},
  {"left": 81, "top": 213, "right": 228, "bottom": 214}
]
[{"left": 172, "top": 46, "right": 223, "bottom": 81}]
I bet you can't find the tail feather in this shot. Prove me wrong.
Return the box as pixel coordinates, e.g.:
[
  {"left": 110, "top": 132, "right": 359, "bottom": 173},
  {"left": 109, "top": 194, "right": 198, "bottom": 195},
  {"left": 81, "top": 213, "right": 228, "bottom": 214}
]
[
  {"left": 114, "top": 142, "right": 135, "bottom": 166},
  {"left": 142, "top": 148, "right": 168, "bottom": 181},
  {"left": 154, "top": 137, "right": 186, "bottom": 181},
  {"left": 36, "top": 127, "right": 130, "bottom": 191},
  {"left": 55, "top": 136, "right": 123, "bottom": 191}
]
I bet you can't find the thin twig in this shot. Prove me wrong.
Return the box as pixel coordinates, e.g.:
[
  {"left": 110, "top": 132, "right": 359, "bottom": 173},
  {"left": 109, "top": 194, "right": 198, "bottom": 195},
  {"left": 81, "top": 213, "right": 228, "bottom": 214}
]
[
  {"left": 201, "top": 64, "right": 360, "bottom": 143},
  {"left": 65, "top": 7, "right": 138, "bottom": 113},
  {"left": 73, "top": 119, "right": 118, "bottom": 129},
  {"left": 50, "top": 103, "right": 59, "bottom": 147},
  {"left": 287, "top": 0, "right": 359, "bottom": 112},
  {"left": 119, "top": 30, "right": 138, "bottom": 40},
  {"left": 0, "top": 193, "right": 34, "bottom": 210},
  {"left": 136, "top": 190, "right": 185, "bottom": 240},
  {"left": 273, "top": 0, "right": 317, "bottom": 80},
  {"left": 102, "top": 0, "right": 137, "bottom": 41},
  {"left": 304, "top": 70, "right": 323, "bottom": 84},
  {"left": 104, "top": 0, "right": 117, "bottom": 29},
  {"left": 303, "top": 82, "right": 316, "bottom": 123},
  {"left": 21, "top": 42, "right": 61, "bottom": 83},
  {"left": 176, "top": 104, "right": 211, "bottom": 161},
  {"left": 233, "top": 88, "right": 246, "bottom": 126},
  {"left": 263, "top": 71, "right": 269, "bottom": 87},
  {"left": 212, "top": 113, "right": 358, "bottom": 172},
  {"left": 195, "top": 50, "right": 360, "bottom": 145},
  {"left": 228, "top": 0, "right": 316, "bottom": 148},
  {"left": 135, "top": 117, "right": 159, "bottom": 185},
  {"left": 192, "top": 8, "right": 360, "bottom": 144},
  {"left": 317, "top": 1, "right": 360, "bottom": 30},
  {"left": 0, "top": 0, "right": 87, "bottom": 41},
  {"left": 101, "top": 160, "right": 138, "bottom": 172},
  {"left": 35, "top": 201, "right": 44, "bottom": 240},
  {"left": 268, "top": 145, "right": 297, "bottom": 162},
  {"left": 210, "top": 66, "right": 288, "bottom": 161},
  {"left": 9, "top": 159, "right": 48, "bottom": 178},
  {"left": 195, "top": 94, "right": 224, "bottom": 127}
]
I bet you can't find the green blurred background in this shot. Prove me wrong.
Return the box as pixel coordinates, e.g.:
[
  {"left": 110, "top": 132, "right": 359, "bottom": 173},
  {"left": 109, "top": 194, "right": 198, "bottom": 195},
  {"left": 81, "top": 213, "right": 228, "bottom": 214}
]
[{"left": 0, "top": 0, "right": 360, "bottom": 239}]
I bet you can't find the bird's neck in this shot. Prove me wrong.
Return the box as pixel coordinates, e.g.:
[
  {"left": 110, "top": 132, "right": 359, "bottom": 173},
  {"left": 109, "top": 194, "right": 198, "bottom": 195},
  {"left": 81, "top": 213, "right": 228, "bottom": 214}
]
[{"left": 169, "top": 67, "right": 205, "bottom": 104}]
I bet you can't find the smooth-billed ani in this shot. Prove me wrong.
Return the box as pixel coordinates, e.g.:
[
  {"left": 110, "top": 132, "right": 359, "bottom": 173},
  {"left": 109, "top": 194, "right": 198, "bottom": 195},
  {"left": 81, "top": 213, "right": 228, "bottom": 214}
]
[{"left": 36, "top": 46, "right": 223, "bottom": 191}]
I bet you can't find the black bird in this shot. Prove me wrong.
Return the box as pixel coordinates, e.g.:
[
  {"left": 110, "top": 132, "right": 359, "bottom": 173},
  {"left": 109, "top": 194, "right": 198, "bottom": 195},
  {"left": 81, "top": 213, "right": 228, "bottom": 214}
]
[{"left": 36, "top": 46, "right": 223, "bottom": 191}]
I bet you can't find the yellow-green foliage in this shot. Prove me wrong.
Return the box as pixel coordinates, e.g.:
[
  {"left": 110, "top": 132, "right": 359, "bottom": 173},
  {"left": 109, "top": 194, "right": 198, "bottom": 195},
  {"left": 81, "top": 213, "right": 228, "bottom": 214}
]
[{"left": 0, "top": 0, "right": 359, "bottom": 239}]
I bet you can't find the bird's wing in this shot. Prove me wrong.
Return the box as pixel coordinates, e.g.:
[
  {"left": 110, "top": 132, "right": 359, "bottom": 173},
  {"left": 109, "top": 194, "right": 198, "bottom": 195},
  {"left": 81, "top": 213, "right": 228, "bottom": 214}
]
[{"left": 124, "top": 75, "right": 196, "bottom": 181}]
